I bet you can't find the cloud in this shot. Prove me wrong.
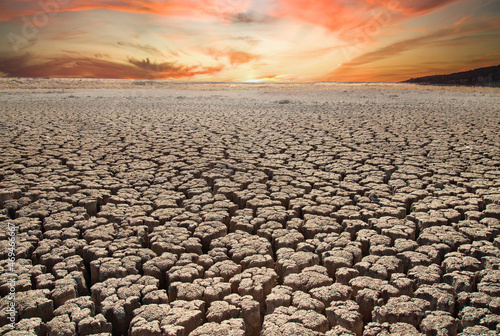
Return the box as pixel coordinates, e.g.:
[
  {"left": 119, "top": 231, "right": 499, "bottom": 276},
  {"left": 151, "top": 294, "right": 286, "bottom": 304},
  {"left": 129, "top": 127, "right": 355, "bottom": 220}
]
[
  {"left": 0, "top": 53, "right": 224, "bottom": 79},
  {"left": 0, "top": 0, "right": 458, "bottom": 27},
  {"left": 199, "top": 0, "right": 253, "bottom": 20},
  {"left": 44, "top": 30, "right": 89, "bottom": 42},
  {"left": 0, "top": 0, "right": 497, "bottom": 82},
  {"left": 369, "top": 0, "right": 461, "bottom": 15},
  {"left": 229, "top": 10, "right": 276, "bottom": 24},
  {"left": 0, "top": 0, "right": 252, "bottom": 22},
  {"left": 452, "top": 15, "right": 473, "bottom": 27},
  {"left": 0, "top": 0, "right": 465, "bottom": 50},
  {"left": 117, "top": 41, "right": 164, "bottom": 57},
  {"left": 271, "top": 0, "right": 462, "bottom": 39},
  {"left": 206, "top": 49, "right": 260, "bottom": 65},
  {"left": 231, "top": 36, "right": 261, "bottom": 45},
  {"left": 325, "top": 18, "right": 500, "bottom": 81},
  {"left": 466, "top": 51, "right": 500, "bottom": 69}
]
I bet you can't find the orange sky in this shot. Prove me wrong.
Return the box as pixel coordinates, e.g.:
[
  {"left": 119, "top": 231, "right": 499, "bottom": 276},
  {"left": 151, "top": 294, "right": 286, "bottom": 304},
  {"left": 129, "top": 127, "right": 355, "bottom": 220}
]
[{"left": 0, "top": 0, "right": 499, "bottom": 82}]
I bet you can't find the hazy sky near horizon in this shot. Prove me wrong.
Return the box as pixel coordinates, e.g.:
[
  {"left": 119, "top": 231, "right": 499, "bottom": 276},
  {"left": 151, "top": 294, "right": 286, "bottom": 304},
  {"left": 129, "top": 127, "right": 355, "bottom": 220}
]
[{"left": 0, "top": 0, "right": 499, "bottom": 82}]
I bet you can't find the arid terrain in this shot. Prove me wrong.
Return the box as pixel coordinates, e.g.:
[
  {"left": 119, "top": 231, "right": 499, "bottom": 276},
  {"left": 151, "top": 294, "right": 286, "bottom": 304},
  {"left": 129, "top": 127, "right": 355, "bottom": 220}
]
[{"left": 0, "top": 79, "right": 499, "bottom": 336}]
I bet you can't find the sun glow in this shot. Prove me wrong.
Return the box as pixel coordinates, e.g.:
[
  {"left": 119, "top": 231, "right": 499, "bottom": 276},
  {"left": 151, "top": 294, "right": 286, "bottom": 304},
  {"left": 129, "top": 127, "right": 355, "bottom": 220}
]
[{"left": 0, "top": 0, "right": 498, "bottom": 81}]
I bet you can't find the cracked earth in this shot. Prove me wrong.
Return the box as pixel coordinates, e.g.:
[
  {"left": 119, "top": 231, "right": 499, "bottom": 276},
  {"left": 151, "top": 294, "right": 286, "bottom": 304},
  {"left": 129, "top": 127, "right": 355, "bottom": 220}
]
[{"left": 0, "top": 81, "right": 499, "bottom": 336}]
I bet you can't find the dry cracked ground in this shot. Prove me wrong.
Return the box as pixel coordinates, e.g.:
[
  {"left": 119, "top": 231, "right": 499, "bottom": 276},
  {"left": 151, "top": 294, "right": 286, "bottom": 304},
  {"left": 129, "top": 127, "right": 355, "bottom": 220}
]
[{"left": 0, "top": 81, "right": 499, "bottom": 336}]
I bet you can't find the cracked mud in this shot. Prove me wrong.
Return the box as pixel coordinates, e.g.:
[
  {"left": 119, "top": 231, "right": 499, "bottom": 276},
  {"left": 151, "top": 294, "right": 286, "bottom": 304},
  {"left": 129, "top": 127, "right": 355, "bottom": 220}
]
[{"left": 0, "top": 82, "right": 499, "bottom": 336}]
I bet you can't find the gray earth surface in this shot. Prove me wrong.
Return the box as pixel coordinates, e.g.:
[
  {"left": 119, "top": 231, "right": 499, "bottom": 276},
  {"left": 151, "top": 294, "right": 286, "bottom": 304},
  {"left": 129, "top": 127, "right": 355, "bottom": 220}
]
[{"left": 0, "top": 80, "right": 499, "bottom": 336}]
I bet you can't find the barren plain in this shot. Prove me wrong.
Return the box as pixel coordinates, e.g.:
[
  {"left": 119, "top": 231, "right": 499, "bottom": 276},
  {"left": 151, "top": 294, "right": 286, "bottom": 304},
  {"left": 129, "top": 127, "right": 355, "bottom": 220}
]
[{"left": 0, "top": 80, "right": 499, "bottom": 336}]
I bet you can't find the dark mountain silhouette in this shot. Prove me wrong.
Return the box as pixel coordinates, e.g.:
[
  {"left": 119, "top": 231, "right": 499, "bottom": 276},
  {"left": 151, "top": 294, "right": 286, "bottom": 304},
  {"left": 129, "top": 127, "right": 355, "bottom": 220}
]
[{"left": 403, "top": 65, "right": 500, "bottom": 86}]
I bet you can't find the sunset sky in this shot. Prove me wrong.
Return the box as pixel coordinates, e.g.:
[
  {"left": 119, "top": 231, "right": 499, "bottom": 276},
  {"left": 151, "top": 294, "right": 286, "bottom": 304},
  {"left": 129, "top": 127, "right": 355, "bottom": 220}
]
[{"left": 0, "top": 0, "right": 499, "bottom": 82}]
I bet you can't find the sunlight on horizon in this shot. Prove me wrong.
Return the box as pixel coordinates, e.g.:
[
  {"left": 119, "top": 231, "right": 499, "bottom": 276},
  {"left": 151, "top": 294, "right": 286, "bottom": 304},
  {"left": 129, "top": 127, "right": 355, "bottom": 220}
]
[{"left": 0, "top": 0, "right": 498, "bottom": 82}]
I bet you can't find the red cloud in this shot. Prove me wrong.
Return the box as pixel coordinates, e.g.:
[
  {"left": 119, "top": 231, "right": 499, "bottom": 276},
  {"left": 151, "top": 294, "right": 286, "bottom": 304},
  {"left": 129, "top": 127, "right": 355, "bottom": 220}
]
[
  {"left": 271, "top": 0, "right": 462, "bottom": 39},
  {"left": 0, "top": 0, "right": 252, "bottom": 22},
  {"left": 206, "top": 49, "right": 260, "bottom": 65},
  {"left": 0, "top": 53, "right": 224, "bottom": 79},
  {"left": 367, "top": 0, "right": 461, "bottom": 15}
]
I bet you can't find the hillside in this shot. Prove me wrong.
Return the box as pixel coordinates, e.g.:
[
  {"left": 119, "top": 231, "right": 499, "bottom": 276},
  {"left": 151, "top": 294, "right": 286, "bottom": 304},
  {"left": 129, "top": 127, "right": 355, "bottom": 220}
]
[{"left": 403, "top": 65, "right": 500, "bottom": 86}]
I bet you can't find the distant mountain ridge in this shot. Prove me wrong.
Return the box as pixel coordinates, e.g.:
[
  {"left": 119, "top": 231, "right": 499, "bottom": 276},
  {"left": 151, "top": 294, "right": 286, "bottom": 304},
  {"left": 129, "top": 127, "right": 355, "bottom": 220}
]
[{"left": 403, "top": 65, "right": 500, "bottom": 86}]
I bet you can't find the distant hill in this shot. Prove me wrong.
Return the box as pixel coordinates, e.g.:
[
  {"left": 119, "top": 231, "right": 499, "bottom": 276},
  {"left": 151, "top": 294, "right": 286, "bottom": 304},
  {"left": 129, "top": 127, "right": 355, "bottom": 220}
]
[{"left": 403, "top": 65, "right": 500, "bottom": 86}]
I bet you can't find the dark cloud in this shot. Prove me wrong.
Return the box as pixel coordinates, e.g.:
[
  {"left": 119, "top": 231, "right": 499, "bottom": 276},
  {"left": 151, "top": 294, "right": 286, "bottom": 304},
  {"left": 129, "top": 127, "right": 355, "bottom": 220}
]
[
  {"left": 0, "top": 53, "right": 224, "bottom": 79},
  {"left": 229, "top": 11, "right": 275, "bottom": 24}
]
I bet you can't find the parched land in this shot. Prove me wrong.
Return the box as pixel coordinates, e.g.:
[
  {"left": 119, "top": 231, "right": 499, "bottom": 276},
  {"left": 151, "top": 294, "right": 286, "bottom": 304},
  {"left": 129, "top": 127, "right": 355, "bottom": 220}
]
[{"left": 0, "top": 81, "right": 499, "bottom": 336}]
